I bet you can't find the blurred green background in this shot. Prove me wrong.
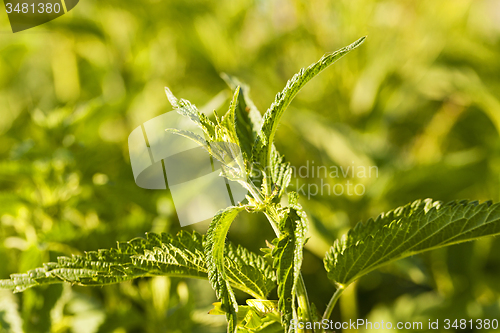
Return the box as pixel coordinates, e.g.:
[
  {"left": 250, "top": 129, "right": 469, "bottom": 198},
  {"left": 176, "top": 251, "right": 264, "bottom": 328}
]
[{"left": 1, "top": 0, "right": 500, "bottom": 332}]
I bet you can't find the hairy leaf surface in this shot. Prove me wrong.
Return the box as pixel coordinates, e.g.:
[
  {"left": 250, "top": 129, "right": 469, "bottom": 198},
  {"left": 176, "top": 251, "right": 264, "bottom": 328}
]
[
  {"left": 164, "top": 128, "right": 208, "bottom": 149},
  {"left": 271, "top": 193, "right": 309, "bottom": 331},
  {"left": 165, "top": 87, "right": 216, "bottom": 139},
  {"left": 205, "top": 206, "right": 245, "bottom": 333},
  {"left": 210, "top": 299, "right": 282, "bottom": 333},
  {"left": 221, "top": 86, "right": 241, "bottom": 144},
  {"left": 221, "top": 73, "right": 263, "bottom": 142},
  {"left": 252, "top": 37, "right": 366, "bottom": 177},
  {"left": 0, "top": 231, "right": 275, "bottom": 300},
  {"left": 324, "top": 199, "right": 500, "bottom": 287}
]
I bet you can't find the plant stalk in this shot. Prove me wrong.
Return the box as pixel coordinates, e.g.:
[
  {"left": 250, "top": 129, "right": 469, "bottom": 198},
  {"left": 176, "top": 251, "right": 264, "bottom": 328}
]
[
  {"left": 296, "top": 274, "right": 314, "bottom": 333},
  {"left": 321, "top": 284, "right": 345, "bottom": 332}
]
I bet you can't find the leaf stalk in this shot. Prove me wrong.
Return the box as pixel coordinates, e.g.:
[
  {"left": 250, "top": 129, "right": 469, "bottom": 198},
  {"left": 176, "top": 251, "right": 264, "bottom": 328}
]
[{"left": 321, "top": 284, "right": 345, "bottom": 332}]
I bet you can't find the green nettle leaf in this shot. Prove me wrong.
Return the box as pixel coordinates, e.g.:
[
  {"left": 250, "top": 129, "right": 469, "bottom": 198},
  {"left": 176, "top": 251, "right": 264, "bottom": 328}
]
[
  {"left": 252, "top": 37, "right": 366, "bottom": 178},
  {"left": 222, "top": 86, "right": 241, "bottom": 144},
  {"left": 233, "top": 93, "right": 260, "bottom": 164},
  {"left": 221, "top": 73, "right": 263, "bottom": 143},
  {"left": 165, "top": 87, "right": 217, "bottom": 139},
  {"left": 271, "top": 193, "right": 309, "bottom": 332},
  {"left": 210, "top": 299, "right": 283, "bottom": 333},
  {"left": 229, "top": 85, "right": 259, "bottom": 163},
  {"left": 164, "top": 128, "right": 209, "bottom": 149},
  {"left": 324, "top": 199, "right": 500, "bottom": 287},
  {"left": 166, "top": 87, "right": 252, "bottom": 190},
  {"left": 205, "top": 206, "right": 246, "bottom": 333},
  {"left": 269, "top": 149, "right": 292, "bottom": 200},
  {"left": 238, "top": 299, "right": 282, "bottom": 333},
  {"left": 0, "top": 231, "right": 275, "bottom": 300},
  {"left": 225, "top": 242, "right": 276, "bottom": 300}
]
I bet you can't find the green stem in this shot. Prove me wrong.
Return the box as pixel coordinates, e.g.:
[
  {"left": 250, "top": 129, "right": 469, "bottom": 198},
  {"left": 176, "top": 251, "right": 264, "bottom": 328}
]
[
  {"left": 321, "top": 284, "right": 345, "bottom": 332},
  {"left": 244, "top": 181, "right": 264, "bottom": 203},
  {"left": 264, "top": 205, "right": 314, "bottom": 333},
  {"left": 296, "top": 274, "right": 314, "bottom": 332},
  {"left": 263, "top": 211, "right": 281, "bottom": 238}
]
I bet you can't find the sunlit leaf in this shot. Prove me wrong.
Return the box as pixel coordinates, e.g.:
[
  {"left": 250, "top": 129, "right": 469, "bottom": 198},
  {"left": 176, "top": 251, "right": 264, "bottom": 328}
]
[
  {"left": 324, "top": 199, "right": 500, "bottom": 287},
  {"left": 0, "top": 231, "right": 275, "bottom": 300}
]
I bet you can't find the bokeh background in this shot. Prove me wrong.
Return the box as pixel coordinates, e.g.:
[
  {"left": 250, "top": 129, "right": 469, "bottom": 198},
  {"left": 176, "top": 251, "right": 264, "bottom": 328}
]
[{"left": 1, "top": 0, "right": 500, "bottom": 332}]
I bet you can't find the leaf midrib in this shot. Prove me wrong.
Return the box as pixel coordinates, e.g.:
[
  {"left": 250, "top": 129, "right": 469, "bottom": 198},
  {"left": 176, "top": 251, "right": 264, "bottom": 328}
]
[{"left": 340, "top": 203, "right": 499, "bottom": 285}]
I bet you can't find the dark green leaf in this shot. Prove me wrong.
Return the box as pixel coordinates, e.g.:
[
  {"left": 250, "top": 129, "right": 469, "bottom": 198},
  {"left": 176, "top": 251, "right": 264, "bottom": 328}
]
[
  {"left": 271, "top": 193, "right": 308, "bottom": 331},
  {"left": 252, "top": 37, "right": 366, "bottom": 179},
  {"left": 0, "top": 231, "right": 275, "bottom": 300},
  {"left": 324, "top": 199, "right": 500, "bottom": 287}
]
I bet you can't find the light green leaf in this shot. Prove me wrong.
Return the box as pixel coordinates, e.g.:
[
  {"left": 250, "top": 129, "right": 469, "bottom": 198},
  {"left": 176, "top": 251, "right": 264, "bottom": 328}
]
[
  {"left": 252, "top": 37, "right": 366, "bottom": 179},
  {"left": 268, "top": 149, "right": 292, "bottom": 200},
  {"left": 324, "top": 199, "right": 500, "bottom": 287},
  {"left": 166, "top": 128, "right": 248, "bottom": 186},
  {"left": 221, "top": 73, "right": 263, "bottom": 139},
  {"left": 225, "top": 243, "right": 276, "bottom": 300},
  {"left": 271, "top": 193, "right": 309, "bottom": 331},
  {"left": 221, "top": 86, "right": 241, "bottom": 143},
  {"left": 245, "top": 299, "right": 279, "bottom": 315},
  {"left": 221, "top": 74, "right": 263, "bottom": 162},
  {"left": 221, "top": 86, "right": 258, "bottom": 176},
  {"left": 165, "top": 87, "right": 216, "bottom": 139},
  {"left": 164, "top": 128, "right": 208, "bottom": 149},
  {"left": 0, "top": 231, "right": 275, "bottom": 300},
  {"left": 210, "top": 299, "right": 282, "bottom": 333},
  {"left": 205, "top": 206, "right": 245, "bottom": 333},
  {"left": 165, "top": 87, "right": 250, "bottom": 187}
]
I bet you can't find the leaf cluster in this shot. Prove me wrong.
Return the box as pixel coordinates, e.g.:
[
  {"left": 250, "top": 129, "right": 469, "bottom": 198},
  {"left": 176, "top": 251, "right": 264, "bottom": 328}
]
[{"left": 4, "top": 36, "right": 500, "bottom": 333}]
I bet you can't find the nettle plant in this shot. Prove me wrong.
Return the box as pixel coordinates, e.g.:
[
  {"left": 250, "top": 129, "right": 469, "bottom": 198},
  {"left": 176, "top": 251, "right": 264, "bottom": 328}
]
[{"left": 2, "top": 37, "right": 500, "bottom": 333}]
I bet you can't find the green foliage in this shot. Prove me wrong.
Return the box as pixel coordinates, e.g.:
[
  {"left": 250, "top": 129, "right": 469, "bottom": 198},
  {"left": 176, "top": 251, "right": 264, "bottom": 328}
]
[
  {"left": 252, "top": 37, "right": 366, "bottom": 188},
  {"left": 205, "top": 207, "right": 245, "bottom": 333},
  {"left": 220, "top": 73, "right": 263, "bottom": 162},
  {"left": 0, "top": 290, "right": 23, "bottom": 333},
  {"left": 222, "top": 86, "right": 243, "bottom": 146},
  {"left": 267, "top": 150, "right": 293, "bottom": 200},
  {"left": 209, "top": 299, "right": 282, "bottom": 333},
  {"left": 324, "top": 199, "right": 500, "bottom": 287},
  {"left": 270, "top": 192, "right": 309, "bottom": 331},
  {"left": 2, "top": 7, "right": 500, "bottom": 331},
  {"left": 0, "top": 230, "right": 276, "bottom": 300},
  {"left": 165, "top": 87, "right": 217, "bottom": 139},
  {"left": 165, "top": 88, "right": 250, "bottom": 189}
]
